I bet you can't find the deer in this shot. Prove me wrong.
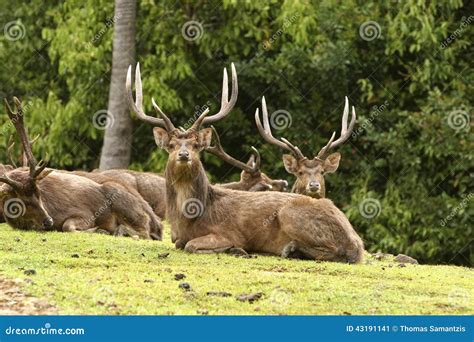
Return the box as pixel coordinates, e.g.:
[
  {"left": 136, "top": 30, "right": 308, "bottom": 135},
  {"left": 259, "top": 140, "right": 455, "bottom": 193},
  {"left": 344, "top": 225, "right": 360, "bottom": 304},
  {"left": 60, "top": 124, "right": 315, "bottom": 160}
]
[
  {"left": 74, "top": 169, "right": 167, "bottom": 219},
  {"left": 126, "top": 62, "right": 364, "bottom": 262},
  {"left": 74, "top": 135, "right": 287, "bottom": 220},
  {"left": 206, "top": 127, "right": 288, "bottom": 192},
  {"left": 255, "top": 96, "right": 356, "bottom": 199},
  {"left": 0, "top": 97, "right": 163, "bottom": 240}
]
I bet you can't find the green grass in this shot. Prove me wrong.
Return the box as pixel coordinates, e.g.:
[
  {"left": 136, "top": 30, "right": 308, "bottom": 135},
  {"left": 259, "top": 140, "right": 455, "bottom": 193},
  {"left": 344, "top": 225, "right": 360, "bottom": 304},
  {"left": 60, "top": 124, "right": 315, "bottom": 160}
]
[{"left": 0, "top": 223, "right": 472, "bottom": 315}]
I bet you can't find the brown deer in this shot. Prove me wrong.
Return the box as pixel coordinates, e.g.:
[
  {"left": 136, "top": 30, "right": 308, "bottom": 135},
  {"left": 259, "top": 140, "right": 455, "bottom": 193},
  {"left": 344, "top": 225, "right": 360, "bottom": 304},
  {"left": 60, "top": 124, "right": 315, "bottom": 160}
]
[
  {"left": 207, "top": 127, "right": 288, "bottom": 192},
  {"left": 126, "top": 62, "right": 364, "bottom": 262},
  {"left": 74, "top": 137, "right": 287, "bottom": 220},
  {"left": 74, "top": 169, "right": 167, "bottom": 219},
  {"left": 0, "top": 97, "right": 162, "bottom": 240},
  {"left": 255, "top": 96, "right": 356, "bottom": 198}
]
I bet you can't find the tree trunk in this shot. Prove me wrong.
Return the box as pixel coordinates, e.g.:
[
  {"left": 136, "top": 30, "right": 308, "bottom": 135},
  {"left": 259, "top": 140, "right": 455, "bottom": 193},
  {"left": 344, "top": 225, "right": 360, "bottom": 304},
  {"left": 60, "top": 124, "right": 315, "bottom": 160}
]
[{"left": 99, "top": 0, "right": 136, "bottom": 170}]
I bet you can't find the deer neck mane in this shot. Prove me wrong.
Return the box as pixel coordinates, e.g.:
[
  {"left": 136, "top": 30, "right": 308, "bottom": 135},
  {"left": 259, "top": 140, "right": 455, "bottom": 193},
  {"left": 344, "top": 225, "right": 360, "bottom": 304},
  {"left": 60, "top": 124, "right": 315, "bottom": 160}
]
[{"left": 164, "top": 158, "right": 211, "bottom": 220}]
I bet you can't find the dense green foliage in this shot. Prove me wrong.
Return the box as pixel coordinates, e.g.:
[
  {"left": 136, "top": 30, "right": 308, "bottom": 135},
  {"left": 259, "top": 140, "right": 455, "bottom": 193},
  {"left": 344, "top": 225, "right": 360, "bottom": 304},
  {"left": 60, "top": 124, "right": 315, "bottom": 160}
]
[{"left": 0, "top": 1, "right": 472, "bottom": 265}]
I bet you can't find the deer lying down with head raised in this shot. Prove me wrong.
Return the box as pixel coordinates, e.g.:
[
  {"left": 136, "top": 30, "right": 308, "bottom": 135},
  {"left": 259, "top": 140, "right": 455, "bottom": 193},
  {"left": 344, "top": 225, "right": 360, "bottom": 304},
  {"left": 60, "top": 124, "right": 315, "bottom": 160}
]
[
  {"left": 206, "top": 128, "right": 288, "bottom": 192},
  {"left": 73, "top": 145, "right": 287, "bottom": 219},
  {"left": 127, "top": 62, "right": 364, "bottom": 262},
  {"left": 0, "top": 98, "right": 162, "bottom": 240},
  {"left": 256, "top": 96, "right": 356, "bottom": 199}
]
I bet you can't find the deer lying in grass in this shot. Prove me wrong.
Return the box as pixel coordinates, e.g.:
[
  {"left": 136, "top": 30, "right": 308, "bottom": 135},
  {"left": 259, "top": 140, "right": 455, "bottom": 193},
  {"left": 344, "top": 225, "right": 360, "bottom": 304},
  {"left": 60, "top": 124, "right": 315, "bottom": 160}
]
[
  {"left": 76, "top": 139, "right": 287, "bottom": 220},
  {"left": 0, "top": 97, "right": 162, "bottom": 240},
  {"left": 127, "top": 62, "right": 364, "bottom": 262},
  {"left": 255, "top": 96, "right": 356, "bottom": 198},
  {"left": 75, "top": 169, "right": 167, "bottom": 219},
  {"left": 206, "top": 128, "right": 288, "bottom": 192}
]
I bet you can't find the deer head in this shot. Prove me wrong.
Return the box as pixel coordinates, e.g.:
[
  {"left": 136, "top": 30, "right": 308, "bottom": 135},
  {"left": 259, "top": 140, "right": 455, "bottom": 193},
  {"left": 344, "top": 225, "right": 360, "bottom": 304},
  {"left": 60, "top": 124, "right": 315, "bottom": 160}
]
[
  {"left": 206, "top": 126, "right": 288, "bottom": 191},
  {"left": 255, "top": 96, "right": 356, "bottom": 198},
  {"left": 0, "top": 98, "right": 53, "bottom": 229},
  {"left": 126, "top": 63, "right": 238, "bottom": 182}
]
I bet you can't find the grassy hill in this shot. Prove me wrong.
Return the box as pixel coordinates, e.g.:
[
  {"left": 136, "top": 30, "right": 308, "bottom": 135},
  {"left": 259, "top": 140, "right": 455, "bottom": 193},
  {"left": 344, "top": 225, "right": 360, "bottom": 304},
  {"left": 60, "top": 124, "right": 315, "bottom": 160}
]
[{"left": 0, "top": 224, "right": 472, "bottom": 315}]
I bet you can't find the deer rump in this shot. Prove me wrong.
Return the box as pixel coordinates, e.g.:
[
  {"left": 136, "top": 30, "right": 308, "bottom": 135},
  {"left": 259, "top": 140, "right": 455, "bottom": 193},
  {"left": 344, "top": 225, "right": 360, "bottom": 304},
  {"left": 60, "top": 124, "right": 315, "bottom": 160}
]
[
  {"left": 73, "top": 169, "right": 167, "bottom": 219},
  {"left": 6, "top": 171, "right": 162, "bottom": 240}
]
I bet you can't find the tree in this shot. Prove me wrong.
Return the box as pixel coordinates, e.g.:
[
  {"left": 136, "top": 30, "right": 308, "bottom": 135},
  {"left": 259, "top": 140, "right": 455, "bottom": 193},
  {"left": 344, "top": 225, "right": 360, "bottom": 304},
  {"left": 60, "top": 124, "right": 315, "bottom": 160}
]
[{"left": 99, "top": 0, "right": 136, "bottom": 169}]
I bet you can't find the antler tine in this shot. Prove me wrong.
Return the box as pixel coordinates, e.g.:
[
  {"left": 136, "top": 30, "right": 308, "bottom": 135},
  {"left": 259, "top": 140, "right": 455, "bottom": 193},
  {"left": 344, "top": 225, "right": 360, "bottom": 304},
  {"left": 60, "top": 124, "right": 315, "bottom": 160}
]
[
  {"left": 126, "top": 63, "right": 171, "bottom": 129},
  {"left": 0, "top": 172, "right": 24, "bottom": 190},
  {"left": 152, "top": 98, "right": 176, "bottom": 132},
  {"left": 202, "top": 63, "right": 238, "bottom": 125},
  {"left": 250, "top": 146, "right": 261, "bottom": 170},
  {"left": 189, "top": 106, "right": 210, "bottom": 131},
  {"left": 317, "top": 96, "right": 357, "bottom": 159},
  {"left": 5, "top": 97, "right": 38, "bottom": 168},
  {"left": 21, "top": 134, "right": 41, "bottom": 167},
  {"left": 206, "top": 126, "right": 258, "bottom": 174},
  {"left": 255, "top": 97, "right": 305, "bottom": 160},
  {"left": 7, "top": 135, "right": 17, "bottom": 168}
]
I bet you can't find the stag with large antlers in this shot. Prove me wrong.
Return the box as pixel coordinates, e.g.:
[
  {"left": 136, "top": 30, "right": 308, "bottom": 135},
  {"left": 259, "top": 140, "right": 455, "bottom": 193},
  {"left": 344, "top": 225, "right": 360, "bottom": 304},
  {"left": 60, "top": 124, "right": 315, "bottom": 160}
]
[
  {"left": 0, "top": 97, "right": 162, "bottom": 239},
  {"left": 127, "top": 63, "right": 363, "bottom": 262},
  {"left": 255, "top": 96, "right": 356, "bottom": 198}
]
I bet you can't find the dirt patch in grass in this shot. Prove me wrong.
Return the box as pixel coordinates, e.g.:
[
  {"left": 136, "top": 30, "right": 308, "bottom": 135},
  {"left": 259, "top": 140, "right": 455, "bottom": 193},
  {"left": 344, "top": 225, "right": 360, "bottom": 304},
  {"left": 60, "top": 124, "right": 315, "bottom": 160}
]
[{"left": 0, "top": 277, "right": 57, "bottom": 315}]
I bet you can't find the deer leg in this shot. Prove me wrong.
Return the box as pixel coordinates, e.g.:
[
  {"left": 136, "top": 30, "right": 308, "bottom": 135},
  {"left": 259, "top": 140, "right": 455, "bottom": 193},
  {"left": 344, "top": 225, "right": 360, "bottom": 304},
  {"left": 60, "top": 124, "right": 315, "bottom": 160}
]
[
  {"left": 281, "top": 241, "right": 337, "bottom": 261},
  {"left": 103, "top": 183, "right": 153, "bottom": 239},
  {"left": 62, "top": 217, "right": 94, "bottom": 233},
  {"left": 184, "top": 234, "right": 241, "bottom": 254}
]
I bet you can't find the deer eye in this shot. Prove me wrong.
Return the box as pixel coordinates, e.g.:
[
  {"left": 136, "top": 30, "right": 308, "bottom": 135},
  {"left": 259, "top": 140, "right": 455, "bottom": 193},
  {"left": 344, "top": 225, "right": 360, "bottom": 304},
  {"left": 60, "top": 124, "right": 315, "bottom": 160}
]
[
  {"left": 168, "top": 143, "right": 176, "bottom": 149},
  {"left": 192, "top": 143, "right": 199, "bottom": 149},
  {"left": 298, "top": 171, "right": 304, "bottom": 176}
]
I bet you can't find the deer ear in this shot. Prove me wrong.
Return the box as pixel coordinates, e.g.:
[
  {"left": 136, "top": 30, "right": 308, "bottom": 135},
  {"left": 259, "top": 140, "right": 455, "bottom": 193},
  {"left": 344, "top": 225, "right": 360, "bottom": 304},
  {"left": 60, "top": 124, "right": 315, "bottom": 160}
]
[
  {"left": 323, "top": 152, "right": 341, "bottom": 173},
  {"left": 36, "top": 169, "right": 54, "bottom": 181},
  {"left": 282, "top": 154, "right": 298, "bottom": 174},
  {"left": 153, "top": 127, "right": 170, "bottom": 149},
  {"left": 198, "top": 128, "right": 213, "bottom": 149}
]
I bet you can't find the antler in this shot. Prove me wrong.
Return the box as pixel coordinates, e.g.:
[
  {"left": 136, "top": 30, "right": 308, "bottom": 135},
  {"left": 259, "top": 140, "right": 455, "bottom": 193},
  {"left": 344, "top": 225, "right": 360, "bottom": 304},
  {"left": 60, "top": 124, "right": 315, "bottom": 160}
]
[
  {"left": 126, "top": 63, "right": 176, "bottom": 132},
  {"left": 189, "top": 63, "right": 238, "bottom": 131},
  {"left": 127, "top": 62, "right": 237, "bottom": 133},
  {"left": 0, "top": 166, "right": 23, "bottom": 190},
  {"left": 4, "top": 97, "right": 47, "bottom": 180},
  {"left": 316, "top": 96, "right": 356, "bottom": 159},
  {"left": 7, "top": 135, "right": 17, "bottom": 168},
  {"left": 255, "top": 96, "right": 305, "bottom": 160},
  {"left": 206, "top": 126, "right": 259, "bottom": 174}
]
